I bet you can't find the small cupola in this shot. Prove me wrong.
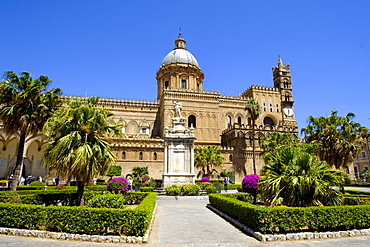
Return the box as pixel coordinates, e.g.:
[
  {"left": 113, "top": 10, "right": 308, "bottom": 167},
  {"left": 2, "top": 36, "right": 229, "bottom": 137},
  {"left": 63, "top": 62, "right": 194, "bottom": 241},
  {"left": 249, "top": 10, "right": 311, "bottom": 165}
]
[{"left": 174, "top": 33, "right": 186, "bottom": 50}]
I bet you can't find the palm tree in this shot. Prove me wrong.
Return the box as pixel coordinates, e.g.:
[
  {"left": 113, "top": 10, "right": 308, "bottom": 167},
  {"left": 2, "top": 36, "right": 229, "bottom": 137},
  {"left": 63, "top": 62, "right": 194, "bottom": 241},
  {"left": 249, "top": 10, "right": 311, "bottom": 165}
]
[
  {"left": 260, "top": 144, "right": 345, "bottom": 207},
  {"left": 260, "top": 131, "right": 299, "bottom": 154},
  {"left": 42, "top": 97, "right": 121, "bottom": 206},
  {"left": 194, "top": 145, "right": 224, "bottom": 178},
  {"left": 301, "top": 110, "right": 366, "bottom": 170},
  {"left": 0, "top": 71, "right": 62, "bottom": 191},
  {"left": 245, "top": 99, "right": 261, "bottom": 174}
]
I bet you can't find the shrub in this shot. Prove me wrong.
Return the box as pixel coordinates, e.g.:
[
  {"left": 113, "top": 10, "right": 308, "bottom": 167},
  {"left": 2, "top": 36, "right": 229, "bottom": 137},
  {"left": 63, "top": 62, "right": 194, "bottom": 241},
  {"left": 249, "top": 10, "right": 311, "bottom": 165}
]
[
  {"left": 165, "top": 185, "right": 181, "bottom": 196},
  {"left": 0, "top": 192, "right": 21, "bottom": 204},
  {"left": 142, "top": 177, "right": 150, "bottom": 183},
  {"left": 200, "top": 177, "right": 210, "bottom": 183},
  {"left": 17, "top": 185, "right": 45, "bottom": 190},
  {"left": 205, "top": 185, "right": 217, "bottom": 194},
  {"left": 140, "top": 187, "right": 154, "bottom": 192},
  {"left": 107, "top": 177, "right": 128, "bottom": 194},
  {"left": 87, "top": 193, "right": 126, "bottom": 209},
  {"left": 29, "top": 181, "right": 45, "bottom": 187},
  {"left": 220, "top": 171, "right": 234, "bottom": 178},
  {"left": 55, "top": 184, "right": 67, "bottom": 190},
  {"left": 181, "top": 184, "right": 200, "bottom": 196},
  {"left": 199, "top": 182, "right": 213, "bottom": 190},
  {"left": 242, "top": 174, "right": 259, "bottom": 190},
  {"left": 106, "top": 165, "right": 122, "bottom": 179},
  {"left": 142, "top": 178, "right": 156, "bottom": 188}
]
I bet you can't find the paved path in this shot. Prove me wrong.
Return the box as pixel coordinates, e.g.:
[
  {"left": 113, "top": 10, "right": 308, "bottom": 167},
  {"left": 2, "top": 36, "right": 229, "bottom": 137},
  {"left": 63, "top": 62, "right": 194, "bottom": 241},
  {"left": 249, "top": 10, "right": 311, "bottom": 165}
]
[
  {"left": 344, "top": 186, "right": 370, "bottom": 192},
  {"left": 149, "top": 196, "right": 259, "bottom": 245}
]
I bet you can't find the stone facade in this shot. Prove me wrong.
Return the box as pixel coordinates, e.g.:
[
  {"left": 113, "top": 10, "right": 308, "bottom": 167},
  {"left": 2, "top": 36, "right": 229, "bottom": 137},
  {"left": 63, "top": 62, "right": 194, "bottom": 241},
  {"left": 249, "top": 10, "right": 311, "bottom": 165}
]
[
  {"left": 0, "top": 33, "right": 299, "bottom": 183},
  {"left": 351, "top": 140, "right": 370, "bottom": 180}
]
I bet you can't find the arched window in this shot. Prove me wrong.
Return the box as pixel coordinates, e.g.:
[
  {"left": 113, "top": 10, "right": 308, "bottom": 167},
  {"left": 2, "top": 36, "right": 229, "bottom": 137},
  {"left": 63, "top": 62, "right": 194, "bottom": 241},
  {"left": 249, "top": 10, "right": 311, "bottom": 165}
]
[
  {"left": 188, "top": 115, "right": 196, "bottom": 128},
  {"left": 247, "top": 137, "right": 252, "bottom": 146},
  {"left": 153, "top": 152, "right": 157, "bottom": 160},
  {"left": 118, "top": 120, "right": 127, "bottom": 134},
  {"left": 122, "top": 151, "right": 126, "bottom": 160},
  {"left": 263, "top": 117, "right": 275, "bottom": 126},
  {"left": 247, "top": 118, "right": 252, "bottom": 126},
  {"left": 164, "top": 81, "right": 169, "bottom": 89},
  {"left": 139, "top": 152, "right": 143, "bottom": 160},
  {"left": 228, "top": 116, "right": 232, "bottom": 127},
  {"left": 229, "top": 154, "right": 233, "bottom": 161},
  {"left": 237, "top": 116, "right": 242, "bottom": 125}
]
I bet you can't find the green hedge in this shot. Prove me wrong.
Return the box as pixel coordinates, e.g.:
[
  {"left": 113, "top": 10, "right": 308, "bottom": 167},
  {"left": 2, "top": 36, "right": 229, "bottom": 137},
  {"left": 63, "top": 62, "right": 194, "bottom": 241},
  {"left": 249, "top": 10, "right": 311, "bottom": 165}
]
[
  {"left": 209, "top": 193, "right": 370, "bottom": 234},
  {"left": 164, "top": 184, "right": 201, "bottom": 196},
  {"left": 0, "top": 190, "right": 149, "bottom": 206},
  {"left": 0, "top": 190, "right": 78, "bottom": 205},
  {"left": 345, "top": 190, "right": 370, "bottom": 195},
  {"left": 16, "top": 185, "right": 107, "bottom": 191},
  {"left": 0, "top": 192, "right": 156, "bottom": 236},
  {"left": 343, "top": 191, "right": 370, "bottom": 205},
  {"left": 140, "top": 187, "right": 154, "bottom": 192}
]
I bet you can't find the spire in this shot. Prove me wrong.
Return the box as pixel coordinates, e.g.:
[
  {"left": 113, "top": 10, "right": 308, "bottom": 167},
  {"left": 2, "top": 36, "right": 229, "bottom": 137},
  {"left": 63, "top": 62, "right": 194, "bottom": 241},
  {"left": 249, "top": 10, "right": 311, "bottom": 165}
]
[
  {"left": 174, "top": 32, "right": 186, "bottom": 50},
  {"left": 278, "top": 55, "right": 284, "bottom": 68}
]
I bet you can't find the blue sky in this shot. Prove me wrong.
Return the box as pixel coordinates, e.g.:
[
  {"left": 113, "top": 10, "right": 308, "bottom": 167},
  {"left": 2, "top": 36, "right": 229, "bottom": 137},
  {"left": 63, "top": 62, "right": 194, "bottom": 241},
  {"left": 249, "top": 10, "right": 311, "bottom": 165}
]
[{"left": 1, "top": 0, "right": 369, "bottom": 132}]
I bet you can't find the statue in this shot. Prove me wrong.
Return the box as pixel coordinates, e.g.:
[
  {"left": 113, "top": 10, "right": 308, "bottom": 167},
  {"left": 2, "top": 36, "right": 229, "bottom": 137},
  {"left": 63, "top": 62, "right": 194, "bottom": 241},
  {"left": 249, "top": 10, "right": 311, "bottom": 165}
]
[{"left": 173, "top": 101, "right": 182, "bottom": 118}]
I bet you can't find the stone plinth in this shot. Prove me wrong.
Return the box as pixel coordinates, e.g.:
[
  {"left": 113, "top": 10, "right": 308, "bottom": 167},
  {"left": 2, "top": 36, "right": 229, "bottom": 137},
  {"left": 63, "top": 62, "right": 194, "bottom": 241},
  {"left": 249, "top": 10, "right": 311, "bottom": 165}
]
[{"left": 162, "top": 117, "right": 196, "bottom": 187}]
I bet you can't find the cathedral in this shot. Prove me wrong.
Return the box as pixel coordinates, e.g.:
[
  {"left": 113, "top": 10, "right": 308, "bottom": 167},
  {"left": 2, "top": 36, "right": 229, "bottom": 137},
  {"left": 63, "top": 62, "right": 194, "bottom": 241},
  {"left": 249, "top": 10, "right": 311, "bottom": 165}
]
[{"left": 0, "top": 33, "right": 299, "bottom": 183}]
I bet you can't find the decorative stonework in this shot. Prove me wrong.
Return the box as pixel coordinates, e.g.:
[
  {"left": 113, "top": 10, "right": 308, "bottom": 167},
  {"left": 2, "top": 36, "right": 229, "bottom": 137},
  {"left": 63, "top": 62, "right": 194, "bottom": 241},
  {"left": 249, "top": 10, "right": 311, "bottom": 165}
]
[{"left": 162, "top": 102, "right": 196, "bottom": 187}]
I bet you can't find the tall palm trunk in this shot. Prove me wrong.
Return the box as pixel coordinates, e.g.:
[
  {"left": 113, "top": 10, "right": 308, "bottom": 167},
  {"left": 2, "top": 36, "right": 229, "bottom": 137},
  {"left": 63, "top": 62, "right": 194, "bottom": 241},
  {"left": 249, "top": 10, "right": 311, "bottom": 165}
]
[
  {"left": 252, "top": 120, "right": 256, "bottom": 174},
  {"left": 76, "top": 181, "right": 85, "bottom": 206},
  {"left": 11, "top": 131, "right": 26, "bottom": 191}
]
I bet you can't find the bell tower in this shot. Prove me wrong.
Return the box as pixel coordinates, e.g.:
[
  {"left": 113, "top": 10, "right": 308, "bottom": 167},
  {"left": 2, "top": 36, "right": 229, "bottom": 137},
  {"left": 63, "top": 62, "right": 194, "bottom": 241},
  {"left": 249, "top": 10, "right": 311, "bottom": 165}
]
[
  {"left": 156, "top": 33, "right": 204, "bottom": 100},
  {"left": 272, "top": 56, "right": 295, "bottom": 121}
]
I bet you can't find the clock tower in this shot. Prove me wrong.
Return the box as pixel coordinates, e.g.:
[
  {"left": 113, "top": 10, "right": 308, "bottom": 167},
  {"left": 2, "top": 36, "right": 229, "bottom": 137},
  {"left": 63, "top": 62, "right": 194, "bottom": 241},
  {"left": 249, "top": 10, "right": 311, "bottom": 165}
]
[{"left": 272, "top": 56, "right": 295, "bottom": 121}]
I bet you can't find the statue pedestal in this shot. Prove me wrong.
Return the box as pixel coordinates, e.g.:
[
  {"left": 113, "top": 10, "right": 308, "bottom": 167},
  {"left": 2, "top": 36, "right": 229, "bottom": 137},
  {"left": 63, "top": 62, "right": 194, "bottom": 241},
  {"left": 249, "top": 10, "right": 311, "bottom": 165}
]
[{"left": 162, "top": 117, "right": 196, "bottom": 187}]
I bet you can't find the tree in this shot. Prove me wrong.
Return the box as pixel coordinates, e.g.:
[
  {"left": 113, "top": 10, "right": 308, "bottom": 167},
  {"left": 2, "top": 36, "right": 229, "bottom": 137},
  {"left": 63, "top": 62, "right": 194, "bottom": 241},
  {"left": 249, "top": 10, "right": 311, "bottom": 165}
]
[
  {"left": 245, "top": 99, "right": 261, "bottom": 174},
  {"left": 0, "top": 71, "right": 62, "bottom": 191},
  {"left": 126, "top": 166, "right": 149, "bottom": 183},
  {"left": 261, "top": 131, "right": 299, "bottom": 154},
  {"left": 106, "top": 165, "right": 122, "bottom": 180},
  {"left": 42, "top": 97, "right": 121, "bottom": 206},
  {"left": 194, "top": 145, "right": 224, "bottom": 178},
  {"left": 301, "top": 110, "right": 367, "bottom": 170},
  {"left": 260, "top": 144, "right": 345, "bottom": 207}
]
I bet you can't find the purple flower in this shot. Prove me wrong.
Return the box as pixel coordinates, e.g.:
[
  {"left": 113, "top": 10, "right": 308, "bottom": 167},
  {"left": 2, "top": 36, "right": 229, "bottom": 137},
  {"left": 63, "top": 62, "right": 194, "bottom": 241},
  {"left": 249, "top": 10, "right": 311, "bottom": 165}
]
[
  {"left": 142, "top": 177, "right": 150, "bottom": 183},
  {"left": 200, "top": 177, "right": 210, "bottom": 183},
  {"left": 242, "top": 174, "right": 259, "bottom": 190},
  {"left": 106, "top": 177, "right": 128, "bottom": 194}
]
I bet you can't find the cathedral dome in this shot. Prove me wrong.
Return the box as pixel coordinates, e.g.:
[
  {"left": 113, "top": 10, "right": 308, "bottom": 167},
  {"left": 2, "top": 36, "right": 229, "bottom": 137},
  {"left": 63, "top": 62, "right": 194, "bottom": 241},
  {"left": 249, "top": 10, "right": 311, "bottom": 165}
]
[
  {"left": 160, "top": 33, "right": 200, "bottom": 68},
  {"left": 161, "top": 49, "right": 199, "bottom": 67}
]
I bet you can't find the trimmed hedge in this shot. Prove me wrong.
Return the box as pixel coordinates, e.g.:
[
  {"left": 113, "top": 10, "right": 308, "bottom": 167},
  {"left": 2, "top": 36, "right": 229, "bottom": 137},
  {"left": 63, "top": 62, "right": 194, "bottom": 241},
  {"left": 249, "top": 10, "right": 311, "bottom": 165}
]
[
  {"left": 0, "top": 192, "right": 156, "bottom": 236},
  {"left": 140, "top": 187, "right": 154, "bottom": 192},
  {"left": 0, "top": 190, "right": 78, "bottom": 205},
  {"left": 209, "top": 193, "right": 370, "bottom": 234},
  {"left": 164, "top": 184, "right": 201, "bottom": 196}
]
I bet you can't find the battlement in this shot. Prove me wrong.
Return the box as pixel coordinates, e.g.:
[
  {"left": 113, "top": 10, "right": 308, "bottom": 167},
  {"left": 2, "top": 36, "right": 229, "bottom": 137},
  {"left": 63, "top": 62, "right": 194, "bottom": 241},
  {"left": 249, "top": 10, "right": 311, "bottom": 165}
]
[{"left": 61, "top": 95, "right": 159, "bottom": 108}]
